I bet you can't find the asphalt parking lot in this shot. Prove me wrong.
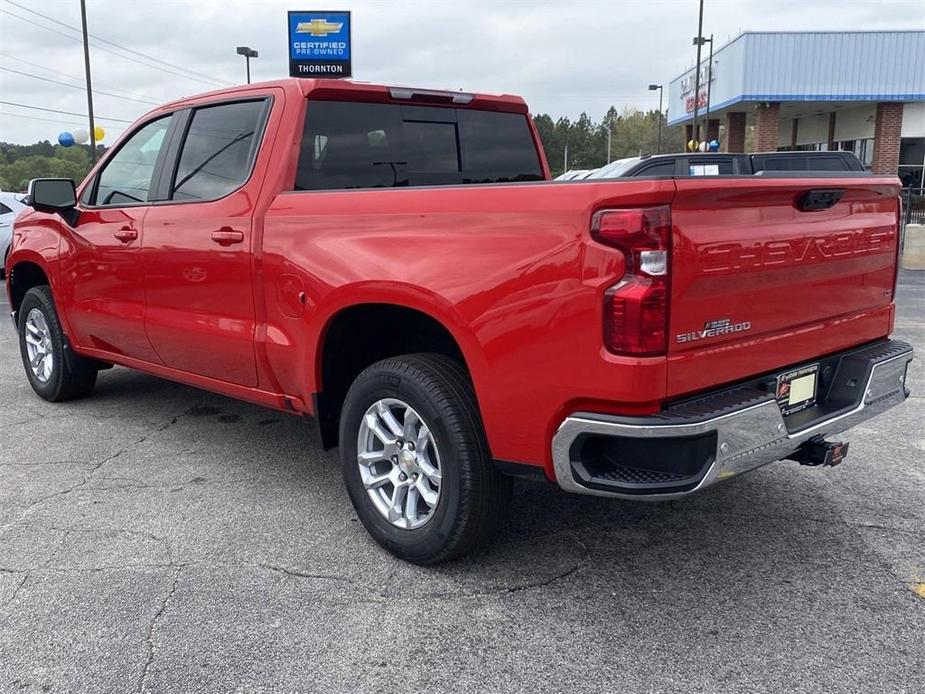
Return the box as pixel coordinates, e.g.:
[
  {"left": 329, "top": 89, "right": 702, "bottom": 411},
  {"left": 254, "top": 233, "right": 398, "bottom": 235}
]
[{"left": 0, "top": 273, "right": 923, "bottom": 694}]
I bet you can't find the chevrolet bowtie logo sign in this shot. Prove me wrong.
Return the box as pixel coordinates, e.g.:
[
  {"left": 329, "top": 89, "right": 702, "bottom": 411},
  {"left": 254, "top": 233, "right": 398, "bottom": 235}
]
[
  {"left": 295, "top": 18, "right": 344, "bottom": 37},
  {"left": 288, "top": 10, "right": 352, "bottom": 78}
]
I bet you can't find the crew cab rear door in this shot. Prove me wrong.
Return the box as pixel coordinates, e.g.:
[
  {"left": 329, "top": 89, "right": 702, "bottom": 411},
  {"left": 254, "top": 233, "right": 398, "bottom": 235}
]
[
  {"left": 141, "top": 94, "right": 275, "bottom": 387},
  {"left": 666, "top": 176, "right": 900, "bottom": 396}
]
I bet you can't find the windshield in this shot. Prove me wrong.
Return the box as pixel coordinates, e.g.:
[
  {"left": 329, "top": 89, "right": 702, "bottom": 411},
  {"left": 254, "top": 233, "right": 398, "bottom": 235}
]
[{"left": 586, "top": 157, "right": 640, "bottom": 179}]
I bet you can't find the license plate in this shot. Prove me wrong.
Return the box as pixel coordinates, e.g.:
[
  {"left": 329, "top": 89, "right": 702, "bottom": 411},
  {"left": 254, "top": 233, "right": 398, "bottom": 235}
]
[{"left": 775, "top": 363, "right": 819, "bottom": 416}]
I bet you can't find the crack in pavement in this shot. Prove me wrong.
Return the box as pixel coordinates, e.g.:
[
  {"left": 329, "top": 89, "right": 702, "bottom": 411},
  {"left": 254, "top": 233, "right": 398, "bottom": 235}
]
[
  {"left": 258, "top": 563, "right": 357, "bottom": 583},
  {"left": 0, "top": 460, "right": 98, "bottom": 468},
  {"left": 257, "top": 560, "right": 585, "bottom": 600},
  {"left": 136, "top": 567, "right": 182, "bottom": 694},
  {"left": 1, "top": 572, "right": 29, "bottom": 613},
  {"left": 0, "top": 401, "right": 204, "bottom": 537}
]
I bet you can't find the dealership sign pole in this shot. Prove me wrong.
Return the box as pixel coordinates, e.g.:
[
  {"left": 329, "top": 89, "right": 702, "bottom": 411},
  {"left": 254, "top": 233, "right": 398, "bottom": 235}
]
[{"left": 288, "top": 10, "right": 352, "bottom": 78}]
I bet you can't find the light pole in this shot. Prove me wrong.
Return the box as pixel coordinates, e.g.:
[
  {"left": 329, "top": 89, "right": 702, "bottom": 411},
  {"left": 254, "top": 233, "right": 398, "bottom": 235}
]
[
  {"left": 236, "top": 46, "right": 258, "bottom": 84},
  {"left": 649, "top": 84, "right": 663, "bottom": 154},
  {"left": 703, "top": 34, "right": 714, "bottom": 143},
  {"left": 691, "top": 0, "right": 705, "bottom": 144}
]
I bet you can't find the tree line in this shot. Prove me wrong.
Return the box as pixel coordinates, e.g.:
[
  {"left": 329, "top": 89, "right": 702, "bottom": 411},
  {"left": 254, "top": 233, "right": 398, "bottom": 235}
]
[
  {"left": 0, "top": 141, "right": 105, "bottom": 192},
  {"left": 0, "top": 106, "right": 685, "bottom": 190},
  {"left": 533, "top": 107, "right": 686, "bottom": 176}
]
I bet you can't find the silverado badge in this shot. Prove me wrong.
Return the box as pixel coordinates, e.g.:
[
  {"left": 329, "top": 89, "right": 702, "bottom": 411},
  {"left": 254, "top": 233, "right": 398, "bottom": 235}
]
[{"left": 676, "top": 318, "right": 752, "bottom": 343}]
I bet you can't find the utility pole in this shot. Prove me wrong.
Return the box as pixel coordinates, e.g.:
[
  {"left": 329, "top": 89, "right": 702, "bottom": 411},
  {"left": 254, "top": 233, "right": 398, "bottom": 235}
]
[
  {"left": 79, "top": 0, "right": 96, "bottom": 164},
  {"left": 607, "top": 123, "right": 612, "bottom": 163},
  {"left": 691, "top": 0, "right": 705, "bottom": 145},
  {"left": 649, "top": 84, "right": 664, "bottom": 154},
  {"left": 704, "top": 34, "right": 714, "bottom": 143},
  {"left": 564, "top": 143, "right": 569, "bottom": 172}
]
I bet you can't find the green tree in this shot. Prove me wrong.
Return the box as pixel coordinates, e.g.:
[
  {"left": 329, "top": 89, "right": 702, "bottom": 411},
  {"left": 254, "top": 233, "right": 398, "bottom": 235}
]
[
  {"left": 532, "top": 107, "right": 686, "bottom": 177},
  {"left": 0, "top": 142, "right": 103, "bottom": 191}
]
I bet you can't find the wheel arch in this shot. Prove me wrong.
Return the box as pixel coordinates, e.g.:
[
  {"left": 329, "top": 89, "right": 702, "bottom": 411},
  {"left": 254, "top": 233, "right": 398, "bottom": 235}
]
[
  {"left": 312, "top": 297, "right": 486, "bottom": 450},
  {"left": 7, "top": 256, "right": 52, "bottom": 315}
]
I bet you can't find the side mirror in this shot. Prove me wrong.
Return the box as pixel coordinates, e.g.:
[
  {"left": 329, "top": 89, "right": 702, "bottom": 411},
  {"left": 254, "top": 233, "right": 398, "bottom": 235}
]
[
  {"left": 28, "top": 178, "right": 77, "bottom": 209},
  {"left": 27, "top": 178, "right": 78, "bottom": 225}
]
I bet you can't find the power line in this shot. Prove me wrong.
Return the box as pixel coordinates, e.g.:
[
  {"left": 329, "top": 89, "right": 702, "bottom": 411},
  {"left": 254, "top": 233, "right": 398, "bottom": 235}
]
[
  {"left": 0, "top": 110, "right": 126, "bottom": 134},
  {"left": 3, "top": 0, "right": 233, "bottom": 87},
  {"left": 0, "top": 100, "right": 134, "bottom": 123},
  {"left": 0, "top": 66, "right": 160, "bottom": 105},
  {"left": 0, "top": 8, "right": 229, "bottom": 89},
  {"left": 0, "top": 53, "right": 160, "bottom": 103}
]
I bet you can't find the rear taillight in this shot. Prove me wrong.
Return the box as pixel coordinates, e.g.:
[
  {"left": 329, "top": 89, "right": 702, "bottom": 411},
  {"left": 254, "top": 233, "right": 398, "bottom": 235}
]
[{"left": 592, "top": 206, "right": 671, "bottom": 356}]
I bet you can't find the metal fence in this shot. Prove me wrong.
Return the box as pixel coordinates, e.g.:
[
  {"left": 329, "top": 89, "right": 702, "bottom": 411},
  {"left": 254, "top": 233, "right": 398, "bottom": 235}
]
[{"left": 903, "top": 188, "right": 925, "bottom": 228}]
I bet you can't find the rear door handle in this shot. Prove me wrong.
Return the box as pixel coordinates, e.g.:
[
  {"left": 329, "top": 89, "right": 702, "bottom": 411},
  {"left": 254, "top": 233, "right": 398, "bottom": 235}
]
[
  {"left": 114, "top": 227, "right": 138, "bottom": 243},
  {"left": 210, "top": 228, "right": 245, "bottom": 246}
]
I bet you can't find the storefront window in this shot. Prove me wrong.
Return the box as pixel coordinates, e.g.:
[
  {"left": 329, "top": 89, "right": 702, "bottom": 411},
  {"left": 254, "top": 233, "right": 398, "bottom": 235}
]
[
  {"left": 899, "top": 138, "right": 925, "bottom": 188},
  {"left": 835, "top": 139, "right": 874, "bottom": 168}
]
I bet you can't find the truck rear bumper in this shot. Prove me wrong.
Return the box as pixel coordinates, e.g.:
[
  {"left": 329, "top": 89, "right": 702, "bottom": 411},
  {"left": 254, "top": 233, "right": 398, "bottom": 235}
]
[{"left": 552, "top": 339, "right": 914, "bottom": 500}]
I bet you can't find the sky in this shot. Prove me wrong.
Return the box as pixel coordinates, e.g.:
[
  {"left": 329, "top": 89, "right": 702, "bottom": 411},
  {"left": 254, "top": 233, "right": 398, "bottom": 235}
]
[{"left": 1, "top": 0, "right": 923, "bottom": 145}]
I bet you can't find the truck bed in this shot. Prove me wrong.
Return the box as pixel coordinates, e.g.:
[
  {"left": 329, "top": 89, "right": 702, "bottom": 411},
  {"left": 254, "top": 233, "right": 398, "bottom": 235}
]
[{"left": 262, "top": 174, "right": 900, "bottom": 471}]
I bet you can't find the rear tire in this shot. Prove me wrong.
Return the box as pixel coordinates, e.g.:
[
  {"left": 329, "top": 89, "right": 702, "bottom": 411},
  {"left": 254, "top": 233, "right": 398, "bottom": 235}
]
[
  {"left": 18, "top": 286, "right": 97, "bottom": 402},
  {"left": 339, "top": 353, "right": 511, "bottom": 564}
]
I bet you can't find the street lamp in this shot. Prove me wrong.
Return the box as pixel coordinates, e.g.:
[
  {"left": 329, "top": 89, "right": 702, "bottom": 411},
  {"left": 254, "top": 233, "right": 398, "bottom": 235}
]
[
  {"left": 691, "top": 0, "right": 705, "bottom": 144},
  {"left": 236, "top": 46, "right": 258, "bottom": 84},
  {"left": 700, "top": 35, "right": 715, "bottom": 143},
  {"left": 648, "top": 84, "right": 664, "bottom": 154}
]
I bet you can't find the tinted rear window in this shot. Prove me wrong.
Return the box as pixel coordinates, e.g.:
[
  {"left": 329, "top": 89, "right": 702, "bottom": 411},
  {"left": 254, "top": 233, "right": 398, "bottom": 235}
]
[{"left": 295, "top": 100, "right": 542, "bottom": 190}]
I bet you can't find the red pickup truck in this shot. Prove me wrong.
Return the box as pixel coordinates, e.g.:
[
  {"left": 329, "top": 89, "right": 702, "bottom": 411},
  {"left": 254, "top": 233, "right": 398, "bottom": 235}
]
[{"left": 5, "top": 79, "right": 914, "bottom": 563}]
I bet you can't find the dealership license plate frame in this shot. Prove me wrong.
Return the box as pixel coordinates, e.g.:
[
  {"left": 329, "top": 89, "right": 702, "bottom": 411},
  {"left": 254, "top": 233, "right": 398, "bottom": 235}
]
[{"left": 775, "top": 363, "right": 820, "bottom": 416}]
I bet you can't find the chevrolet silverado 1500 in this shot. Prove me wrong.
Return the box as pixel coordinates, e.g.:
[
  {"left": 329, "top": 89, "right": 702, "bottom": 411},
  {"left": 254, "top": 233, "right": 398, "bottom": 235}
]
[{"left": 5, "top": 79, "right": 914, "bottom": 563}]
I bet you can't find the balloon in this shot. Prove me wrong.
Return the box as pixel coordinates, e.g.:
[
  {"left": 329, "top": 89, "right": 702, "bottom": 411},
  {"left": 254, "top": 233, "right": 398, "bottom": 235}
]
[
  {"left": 73, "top": 128, "right": 89, "bottom": 144},
  {"left": 687, "top": 139, "right": 699, "bottom": 152},
  {"left": 93, "top": 125, "right": 105, "bottom": 142},
  {"left": 709, "top": 139, "right": 720, "bottom": 152},
  {"left": 698, "top": 141, "right": 708, "bottom": 152},
  {"left": 57, "top": 131, "right": 75, "bottom": 147}
]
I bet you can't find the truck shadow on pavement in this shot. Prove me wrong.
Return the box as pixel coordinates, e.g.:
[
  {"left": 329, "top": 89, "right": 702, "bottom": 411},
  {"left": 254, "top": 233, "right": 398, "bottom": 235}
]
[
  {"left": 3, "top": 358, "right": 923, "bottom": 692},
  {"left": 14, "top": 364, "right": 909, "bottom": 602}
]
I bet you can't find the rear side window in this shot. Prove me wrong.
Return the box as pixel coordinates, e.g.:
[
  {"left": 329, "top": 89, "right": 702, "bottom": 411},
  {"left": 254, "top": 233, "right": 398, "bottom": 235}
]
[
  {"left": 296, "top": 100, "right": 542, "bottom": 191},
  {"left": 0, "top": 203, "right": 11, "bottom": 214},
  {"left": 172, "top": 100, "right": 267, "bottom": 202}
]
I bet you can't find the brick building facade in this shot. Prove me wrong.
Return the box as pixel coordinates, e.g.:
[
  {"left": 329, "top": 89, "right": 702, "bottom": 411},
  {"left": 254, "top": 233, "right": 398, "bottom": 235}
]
[{"left": 667, "top": 31, "right": 925, "bottom": 185}]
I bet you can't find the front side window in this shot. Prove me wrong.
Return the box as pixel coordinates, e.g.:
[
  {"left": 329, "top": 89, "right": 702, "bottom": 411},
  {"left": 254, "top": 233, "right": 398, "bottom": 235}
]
[
  {"left": 171, "top": 100, "right": 266, "bottom": 202},
  {"left": 295, "top": 100, "right": 543, "bottom": 191},
  {"left": 94, "top": 116, "right": 171, "bottom": 206}
]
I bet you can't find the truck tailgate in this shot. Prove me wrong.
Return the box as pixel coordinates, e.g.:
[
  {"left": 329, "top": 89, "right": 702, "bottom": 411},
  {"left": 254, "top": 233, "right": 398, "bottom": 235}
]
[{"left": 667, "top": 177, "right": 900, "bottom": 397}]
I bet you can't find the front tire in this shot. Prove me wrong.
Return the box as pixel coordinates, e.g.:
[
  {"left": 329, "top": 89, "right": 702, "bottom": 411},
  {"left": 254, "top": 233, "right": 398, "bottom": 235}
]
[
  {"left": 18, "top": 286, "right": 97, "bottom": 402},
  {"left": 339, "top": 354, "right": 511, "bottom": 564}
]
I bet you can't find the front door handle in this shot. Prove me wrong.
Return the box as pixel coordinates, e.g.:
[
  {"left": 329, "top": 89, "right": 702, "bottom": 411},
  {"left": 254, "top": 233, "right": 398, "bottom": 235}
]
[
  {"left": 210, "top": 228, "right": 244, "bottom": 246},
  {"left": 114, "top": 227, "right": 138, "bottom": 243}
]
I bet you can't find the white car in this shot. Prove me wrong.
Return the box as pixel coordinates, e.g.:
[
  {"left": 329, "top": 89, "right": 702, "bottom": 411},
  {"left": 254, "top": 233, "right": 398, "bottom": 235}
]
[
  {"left": 1, "top": 192, "right": 28, "bottom": 279},
  {"left": 554, "top": 169, "right": 591, "bottom": 181}
]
